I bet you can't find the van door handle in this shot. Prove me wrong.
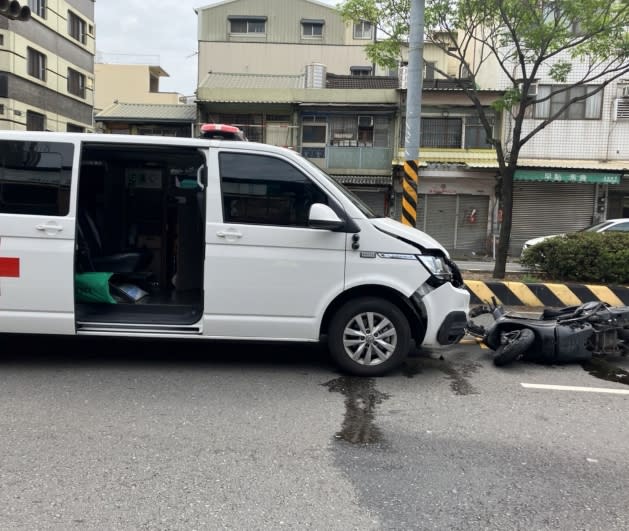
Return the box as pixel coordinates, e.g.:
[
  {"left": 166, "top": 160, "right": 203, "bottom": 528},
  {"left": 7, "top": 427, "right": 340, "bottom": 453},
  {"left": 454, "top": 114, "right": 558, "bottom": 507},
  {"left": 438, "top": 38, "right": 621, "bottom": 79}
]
[
  {"left": 36, "top": 222, "right": 64, "bottom": 234},
  {"left": 216, "top": 230, "right": 243, "bottom": 239}
]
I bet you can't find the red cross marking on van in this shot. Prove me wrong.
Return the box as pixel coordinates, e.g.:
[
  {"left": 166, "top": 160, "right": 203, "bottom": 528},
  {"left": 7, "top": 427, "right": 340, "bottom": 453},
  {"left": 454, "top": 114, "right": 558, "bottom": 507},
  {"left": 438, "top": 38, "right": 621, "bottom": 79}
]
[
  {"left": 0, "top": 239, "right": 20, "bottom": 278},
  {"left": 0, "top": 257, "right": 20, "bottom": 278}
]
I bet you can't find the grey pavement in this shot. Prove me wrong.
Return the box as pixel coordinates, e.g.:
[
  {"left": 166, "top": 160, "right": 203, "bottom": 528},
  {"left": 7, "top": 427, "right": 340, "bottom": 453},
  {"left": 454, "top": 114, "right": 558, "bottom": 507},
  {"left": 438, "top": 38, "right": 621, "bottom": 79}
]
[{"left": 0, "top": 334, "right": 628, "bottom": 530}]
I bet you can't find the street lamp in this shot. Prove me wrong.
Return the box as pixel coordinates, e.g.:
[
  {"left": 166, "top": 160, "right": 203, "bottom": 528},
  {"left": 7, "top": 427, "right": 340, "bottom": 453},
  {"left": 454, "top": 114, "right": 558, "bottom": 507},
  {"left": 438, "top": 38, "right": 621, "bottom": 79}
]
[{"left": 0, "top": 0, "right": 31, "bottom": 21}]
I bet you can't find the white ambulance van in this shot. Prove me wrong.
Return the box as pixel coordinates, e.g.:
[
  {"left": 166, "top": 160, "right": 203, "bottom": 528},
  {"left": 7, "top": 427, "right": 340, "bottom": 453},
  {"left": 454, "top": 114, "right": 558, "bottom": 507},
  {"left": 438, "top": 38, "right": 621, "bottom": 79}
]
[{"left": 0, "top": 132, "right": 469, "bottom": 375}]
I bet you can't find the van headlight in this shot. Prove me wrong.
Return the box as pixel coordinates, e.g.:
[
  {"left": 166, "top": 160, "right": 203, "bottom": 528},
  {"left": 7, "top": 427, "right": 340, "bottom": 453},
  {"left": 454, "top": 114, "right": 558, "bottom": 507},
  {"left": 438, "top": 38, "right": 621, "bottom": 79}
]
[{"left": 417, "top": 254, "right": 453, "bottom": 282}]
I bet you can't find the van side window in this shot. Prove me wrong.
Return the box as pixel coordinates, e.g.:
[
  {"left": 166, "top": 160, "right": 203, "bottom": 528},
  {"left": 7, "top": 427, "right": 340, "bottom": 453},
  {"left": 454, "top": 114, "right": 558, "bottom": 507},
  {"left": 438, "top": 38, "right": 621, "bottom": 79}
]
[
  {"left": 0, "top": 140, "right": 73, "bottom": 216},
  {"left": 219, "top": 152, "right": 328, "bottom": 227}
]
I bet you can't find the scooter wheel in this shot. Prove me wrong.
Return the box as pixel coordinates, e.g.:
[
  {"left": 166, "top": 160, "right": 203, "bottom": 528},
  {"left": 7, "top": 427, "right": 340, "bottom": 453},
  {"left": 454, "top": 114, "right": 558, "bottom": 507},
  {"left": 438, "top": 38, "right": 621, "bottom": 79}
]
[{"left": 493, "top": 329, "right": 535, "bottom": 367}]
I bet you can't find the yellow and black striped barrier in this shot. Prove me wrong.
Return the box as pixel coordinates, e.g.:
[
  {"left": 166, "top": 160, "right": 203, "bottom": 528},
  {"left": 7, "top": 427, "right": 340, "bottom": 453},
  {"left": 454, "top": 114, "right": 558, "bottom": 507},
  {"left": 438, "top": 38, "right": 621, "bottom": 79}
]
[{"left": 465, "top": 280, "right": 629, "bottom": 307}]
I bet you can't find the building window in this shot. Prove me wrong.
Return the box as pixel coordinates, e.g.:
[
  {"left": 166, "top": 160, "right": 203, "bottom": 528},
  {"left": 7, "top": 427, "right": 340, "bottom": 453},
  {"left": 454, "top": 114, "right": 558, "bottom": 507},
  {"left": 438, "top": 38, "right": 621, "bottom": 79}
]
[
  {"left": 424, "top": 62, "right": 436, "bottom": 81},
  {"left": 350, "top": 66, "right": 372, "bottom": 76},
  {"left": 28, "top": 0, "right": 46, "bottom": 18},
  {"left": 219, "top": 152, "right": 328, "bottom": 227},
  {"left": 67, "top": 68, "right": 86, "bottom": 98},
  {"left": 0, "top": 34, "right": 4, "bottom": 46},
  {"left": 26, "top": 110, "right": 46, "bottom": 131},
  {"left": 353, "top": 20, "right": 373, "bottom": 40},
  {"left": 328, "top": 115, "right": 390, "bottom": 147},
  {"left": 67, "top": 123, "right": 84, "bottom": 133},
  {"left": 0, "top": 104, "right": 4, "bottom": 114},
  {"left": 27, "top": 47, "right": 46, "bottom": 81},
  {"left": 421, "top": 117, "right": 462, "bottom": 148},
  {"left": 302, "top": 20, "right": 323, "bottom": 38},
  {"left": 464, "top": 116, "right": 493, "bottom": 148},
  {"left": 0, "top": 140, "right": 73, "bottom": 216},
  {"left": 68, "top": 11, "right": 87, "bottom": 44},
  {"left": 229, "top": 17, "right": 266, "bottom": 35},
  {"left": 533, "top": 85, "right": 602, "bottom": 120}
]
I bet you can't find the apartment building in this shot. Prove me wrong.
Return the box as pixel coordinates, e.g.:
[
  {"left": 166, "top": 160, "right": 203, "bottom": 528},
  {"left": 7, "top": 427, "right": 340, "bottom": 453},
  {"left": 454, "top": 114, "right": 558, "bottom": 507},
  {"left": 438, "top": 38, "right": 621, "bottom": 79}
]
[
  {"left": 195, "top": 0, "right": 384, "bottom": 78},
  {"left": 0, "top": 0, "right": 95, "bottom": 132},
  {"left": 94, "top": 62, "right": 182, "bottom": 114},
  {"left": 493, "top": 62, "right": 629, "bottom": 253}
]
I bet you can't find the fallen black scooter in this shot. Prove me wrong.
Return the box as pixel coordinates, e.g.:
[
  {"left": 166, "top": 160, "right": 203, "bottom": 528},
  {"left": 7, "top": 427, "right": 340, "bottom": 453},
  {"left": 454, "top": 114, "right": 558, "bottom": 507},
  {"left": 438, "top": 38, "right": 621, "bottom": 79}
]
[{"left": 466, "top": 299, "right": 629, "bottom": 366}]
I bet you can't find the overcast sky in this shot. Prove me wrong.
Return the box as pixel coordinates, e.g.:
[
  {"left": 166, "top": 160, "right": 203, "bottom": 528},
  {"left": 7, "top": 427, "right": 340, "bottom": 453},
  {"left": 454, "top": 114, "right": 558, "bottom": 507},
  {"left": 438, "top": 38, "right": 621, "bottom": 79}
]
[{"left": 95, "top": 0, "right": 338, "bottom": 97}]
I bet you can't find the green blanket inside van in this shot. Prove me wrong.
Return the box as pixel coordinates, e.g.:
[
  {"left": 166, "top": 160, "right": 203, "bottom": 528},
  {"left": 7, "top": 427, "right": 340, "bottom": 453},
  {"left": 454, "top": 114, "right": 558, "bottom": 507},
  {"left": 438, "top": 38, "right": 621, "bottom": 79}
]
[{"left": 75, "top": 272, "right": 117, "bottom": 304}]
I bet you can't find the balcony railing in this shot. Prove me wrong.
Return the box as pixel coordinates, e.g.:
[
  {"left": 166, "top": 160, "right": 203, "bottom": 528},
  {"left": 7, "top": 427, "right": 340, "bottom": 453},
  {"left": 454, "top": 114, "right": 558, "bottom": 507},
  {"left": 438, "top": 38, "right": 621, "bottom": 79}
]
[{"left": 302, "top": 146, "right": 393, "bottom": 170}]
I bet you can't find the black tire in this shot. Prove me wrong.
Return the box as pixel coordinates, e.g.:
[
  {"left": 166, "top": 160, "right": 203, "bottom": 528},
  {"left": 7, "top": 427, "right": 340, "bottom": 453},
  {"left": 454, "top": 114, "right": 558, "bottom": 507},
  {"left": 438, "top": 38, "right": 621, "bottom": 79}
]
[
  {"left": 493, "top": 328, "right": 535, "bottom": 367},
  {"left": 328, "top": 297, "right": 411, "bottom": 376}
]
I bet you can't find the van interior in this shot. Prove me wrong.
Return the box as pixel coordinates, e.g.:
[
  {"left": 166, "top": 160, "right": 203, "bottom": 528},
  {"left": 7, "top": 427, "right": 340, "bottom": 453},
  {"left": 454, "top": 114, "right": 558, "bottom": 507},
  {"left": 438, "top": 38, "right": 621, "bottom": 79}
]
[{"left": 75, "top": 144, "right": 206, "bottom": 327}]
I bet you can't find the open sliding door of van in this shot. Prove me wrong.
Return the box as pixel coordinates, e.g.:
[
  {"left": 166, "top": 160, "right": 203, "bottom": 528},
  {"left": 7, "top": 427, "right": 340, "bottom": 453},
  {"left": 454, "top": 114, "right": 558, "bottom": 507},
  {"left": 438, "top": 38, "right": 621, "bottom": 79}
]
[
  {"left": 74, "top": 140, "right": 208, "bottom": 336},
  {"left": 0, "top": 135, "right": 78, "bottom": 335}
]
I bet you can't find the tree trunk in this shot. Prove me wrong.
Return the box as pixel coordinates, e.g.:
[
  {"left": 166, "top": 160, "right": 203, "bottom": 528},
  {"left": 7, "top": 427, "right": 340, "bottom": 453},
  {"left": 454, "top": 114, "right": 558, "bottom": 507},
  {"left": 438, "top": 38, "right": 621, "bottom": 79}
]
[{"left": 493, "top": 165, "right": 515, "bottom": 278}]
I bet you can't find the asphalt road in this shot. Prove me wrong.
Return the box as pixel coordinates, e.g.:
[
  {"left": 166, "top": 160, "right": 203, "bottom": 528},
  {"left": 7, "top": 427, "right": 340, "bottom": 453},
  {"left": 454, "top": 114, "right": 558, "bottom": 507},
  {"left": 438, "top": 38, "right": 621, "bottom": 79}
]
[{"left": 0, "top": 334, "right": 628, "bottom": 530}]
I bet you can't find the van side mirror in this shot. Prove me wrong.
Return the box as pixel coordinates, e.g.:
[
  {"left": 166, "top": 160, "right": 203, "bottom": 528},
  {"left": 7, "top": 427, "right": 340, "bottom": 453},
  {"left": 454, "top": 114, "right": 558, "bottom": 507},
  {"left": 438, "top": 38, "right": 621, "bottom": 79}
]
[{"left": 308, "top": 203, "right": 345, "bottom": 231}]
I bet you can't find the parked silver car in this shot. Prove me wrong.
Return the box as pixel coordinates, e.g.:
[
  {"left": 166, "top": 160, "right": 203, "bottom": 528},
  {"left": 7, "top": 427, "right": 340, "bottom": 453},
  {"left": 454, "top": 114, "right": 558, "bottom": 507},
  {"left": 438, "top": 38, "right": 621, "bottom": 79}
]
[{"left": 521, "top": 218, "right": 629, "bottom": 256}]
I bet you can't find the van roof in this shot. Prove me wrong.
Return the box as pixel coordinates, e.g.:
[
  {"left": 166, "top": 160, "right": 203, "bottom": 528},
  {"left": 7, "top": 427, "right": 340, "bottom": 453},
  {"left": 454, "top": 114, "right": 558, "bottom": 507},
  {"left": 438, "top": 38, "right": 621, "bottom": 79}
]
[{"left": 0, "top": 130, "right": 294, "bottom": 156}]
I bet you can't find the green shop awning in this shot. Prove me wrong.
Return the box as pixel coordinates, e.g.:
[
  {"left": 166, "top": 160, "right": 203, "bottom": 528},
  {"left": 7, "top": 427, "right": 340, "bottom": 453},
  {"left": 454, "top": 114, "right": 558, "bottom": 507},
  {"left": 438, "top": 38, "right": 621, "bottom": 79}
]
[{"left": 514, "top": 169, "right": 620, "bottom": 184}]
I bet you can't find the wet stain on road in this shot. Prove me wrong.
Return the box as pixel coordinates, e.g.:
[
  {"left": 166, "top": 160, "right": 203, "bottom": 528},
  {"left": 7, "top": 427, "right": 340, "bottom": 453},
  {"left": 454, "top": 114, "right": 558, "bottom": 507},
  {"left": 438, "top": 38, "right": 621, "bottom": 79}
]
[
  {"left": 323, "top": 376, "right": 390, "bottom": 445},
  {"left": 403, "top": 357, "right": 480, "bottom": 396},
  {"left": 582, "top": 358, "right": 629, "bottom": 386}
]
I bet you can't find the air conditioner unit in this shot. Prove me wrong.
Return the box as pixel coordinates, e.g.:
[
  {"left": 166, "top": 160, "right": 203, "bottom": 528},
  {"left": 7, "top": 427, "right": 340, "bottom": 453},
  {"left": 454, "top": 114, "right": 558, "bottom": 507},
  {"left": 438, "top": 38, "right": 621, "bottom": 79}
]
[
  {"left": 358, "top": 115, "right": 373, "bottom": 127},
  {"left": 614, "top": 98, "right": 629, "bottom": 120},
  {"left": 621, "top": 86, "right": 629, "bottom": 98}
]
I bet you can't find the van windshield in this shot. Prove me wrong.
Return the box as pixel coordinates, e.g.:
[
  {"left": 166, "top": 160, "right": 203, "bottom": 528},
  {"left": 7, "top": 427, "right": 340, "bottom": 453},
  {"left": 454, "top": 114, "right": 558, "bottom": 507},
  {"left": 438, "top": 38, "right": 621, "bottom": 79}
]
[{"left": 300, "top": 157, "right": 378, "bottom": 219}]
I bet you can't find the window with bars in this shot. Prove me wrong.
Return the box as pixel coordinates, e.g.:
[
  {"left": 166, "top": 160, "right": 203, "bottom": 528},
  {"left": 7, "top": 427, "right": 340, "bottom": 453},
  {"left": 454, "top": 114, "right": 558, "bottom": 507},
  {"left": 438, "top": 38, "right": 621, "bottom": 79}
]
[
  {"left": 400, "top": 115, "right": 495, "bottom": 148},
  {"left": 229, "top": 17, "right": 266, "bottom": 34},
  {"left": 421, "top": 118, "right": 462, "bottom": 148},
  {"left": 328, "top": 115, "right": 390, "bottom": 147},
  {"left": 67, "top": 68, "right": 86, "bottom": 98},
  {"left": 533, "top": 85, "right": 602, "bottom": 120},
  {"left": 353, "top": 20, "right": 373, "bottom": 39},
  {"left": 27, "top": 47, "right": 46, "bottom": 81},
  {"left": 68, "top": 11, "right": 87, "bottom": 44},
  {"left": 28, "top": 0, "right": 46, "bottom": 18}
]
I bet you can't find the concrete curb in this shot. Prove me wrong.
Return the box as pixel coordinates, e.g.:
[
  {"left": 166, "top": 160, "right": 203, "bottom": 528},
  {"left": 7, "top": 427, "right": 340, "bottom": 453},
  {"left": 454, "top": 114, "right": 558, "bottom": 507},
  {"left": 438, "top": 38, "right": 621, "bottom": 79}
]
[{"left": 465, "top": 280, "right": 629, "bottom": 307}]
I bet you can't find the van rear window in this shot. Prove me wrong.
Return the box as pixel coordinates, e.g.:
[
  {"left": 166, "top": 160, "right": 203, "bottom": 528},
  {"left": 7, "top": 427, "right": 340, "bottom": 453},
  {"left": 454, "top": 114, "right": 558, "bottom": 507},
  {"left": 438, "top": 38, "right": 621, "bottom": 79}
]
[{"left": 0, "top": 140, "right": 74, "bottom": 216}]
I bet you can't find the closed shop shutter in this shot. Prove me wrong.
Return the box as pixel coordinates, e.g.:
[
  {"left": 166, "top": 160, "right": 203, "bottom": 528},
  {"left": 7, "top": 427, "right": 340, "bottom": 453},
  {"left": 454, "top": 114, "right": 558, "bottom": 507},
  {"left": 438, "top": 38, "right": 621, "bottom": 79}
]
[
  {"left": 511, "top": 182, "right": 596, "bottom": 253},
  {"left": 610, "top": 177, "right": 629, "bottom": 193},
  {"left": 355, "top": 189, "right": 387, "bottom": 217},
  {"left": 457, "top": 195, "right": 490, "bottom": 252},
  {"left": 608, "top": 177, "right": 629, "bottom": 217},
  {"left": 418, "top": 194, "right": 457, "bottom": 249}
]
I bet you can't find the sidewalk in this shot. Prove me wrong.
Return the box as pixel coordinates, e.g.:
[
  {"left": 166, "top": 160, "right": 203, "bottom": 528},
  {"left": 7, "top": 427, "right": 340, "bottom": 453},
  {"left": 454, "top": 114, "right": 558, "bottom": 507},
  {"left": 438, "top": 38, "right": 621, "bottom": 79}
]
[{"left": 456, "top": 259, "right": 525, "bottom": 273}]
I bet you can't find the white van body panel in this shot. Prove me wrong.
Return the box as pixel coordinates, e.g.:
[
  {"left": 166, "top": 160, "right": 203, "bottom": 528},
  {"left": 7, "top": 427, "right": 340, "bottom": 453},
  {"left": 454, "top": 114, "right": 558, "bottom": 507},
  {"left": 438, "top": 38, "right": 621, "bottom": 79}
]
[
  {"left": 0, "top": 133, "right": 470, "bottom": 359},
  {"left": 0, "top": 134, "right": 79, "bottom": 335},
  {"left": 204, "top": 222, "right": 346, "bottom": 340},
  {"left": 0, "top": 225, "right": 75, "bottom": 334},
  {"left": 203, "top": 145, "right": 346, "bottom": 340},
  {"left": 344, "top": 218, "right": 431, "bottom": 296},
  {"left": 370, "top": 217, "right": 449, "bottom": 256}
]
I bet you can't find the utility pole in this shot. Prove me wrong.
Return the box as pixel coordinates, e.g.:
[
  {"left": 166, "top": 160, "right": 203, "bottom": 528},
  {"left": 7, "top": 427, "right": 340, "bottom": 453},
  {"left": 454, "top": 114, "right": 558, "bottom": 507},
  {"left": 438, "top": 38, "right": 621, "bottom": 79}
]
[{"left": 401, "top": 0, "right": 424, "bottom": 227}]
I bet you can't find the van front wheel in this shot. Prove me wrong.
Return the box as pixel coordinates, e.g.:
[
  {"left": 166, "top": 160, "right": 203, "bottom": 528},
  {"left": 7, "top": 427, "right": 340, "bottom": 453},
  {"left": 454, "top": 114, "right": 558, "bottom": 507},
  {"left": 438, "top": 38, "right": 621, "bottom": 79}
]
[{"left": 328, "top": 297, "right": 411, "bottom": 376}]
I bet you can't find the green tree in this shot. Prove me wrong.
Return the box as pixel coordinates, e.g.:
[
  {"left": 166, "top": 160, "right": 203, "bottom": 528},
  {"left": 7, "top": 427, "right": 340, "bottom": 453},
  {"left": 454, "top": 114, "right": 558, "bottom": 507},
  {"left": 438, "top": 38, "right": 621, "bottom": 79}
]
[{"left": 338, "top": 0, "right": 629, "bottom": 278}]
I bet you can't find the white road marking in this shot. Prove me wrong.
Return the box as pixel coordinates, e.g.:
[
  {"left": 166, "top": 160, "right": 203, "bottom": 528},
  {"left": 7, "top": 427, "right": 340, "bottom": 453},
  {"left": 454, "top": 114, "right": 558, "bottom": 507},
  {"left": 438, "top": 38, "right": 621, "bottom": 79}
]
[{"left": 521, "top": 383, "right": 629, "bottom": 395}]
